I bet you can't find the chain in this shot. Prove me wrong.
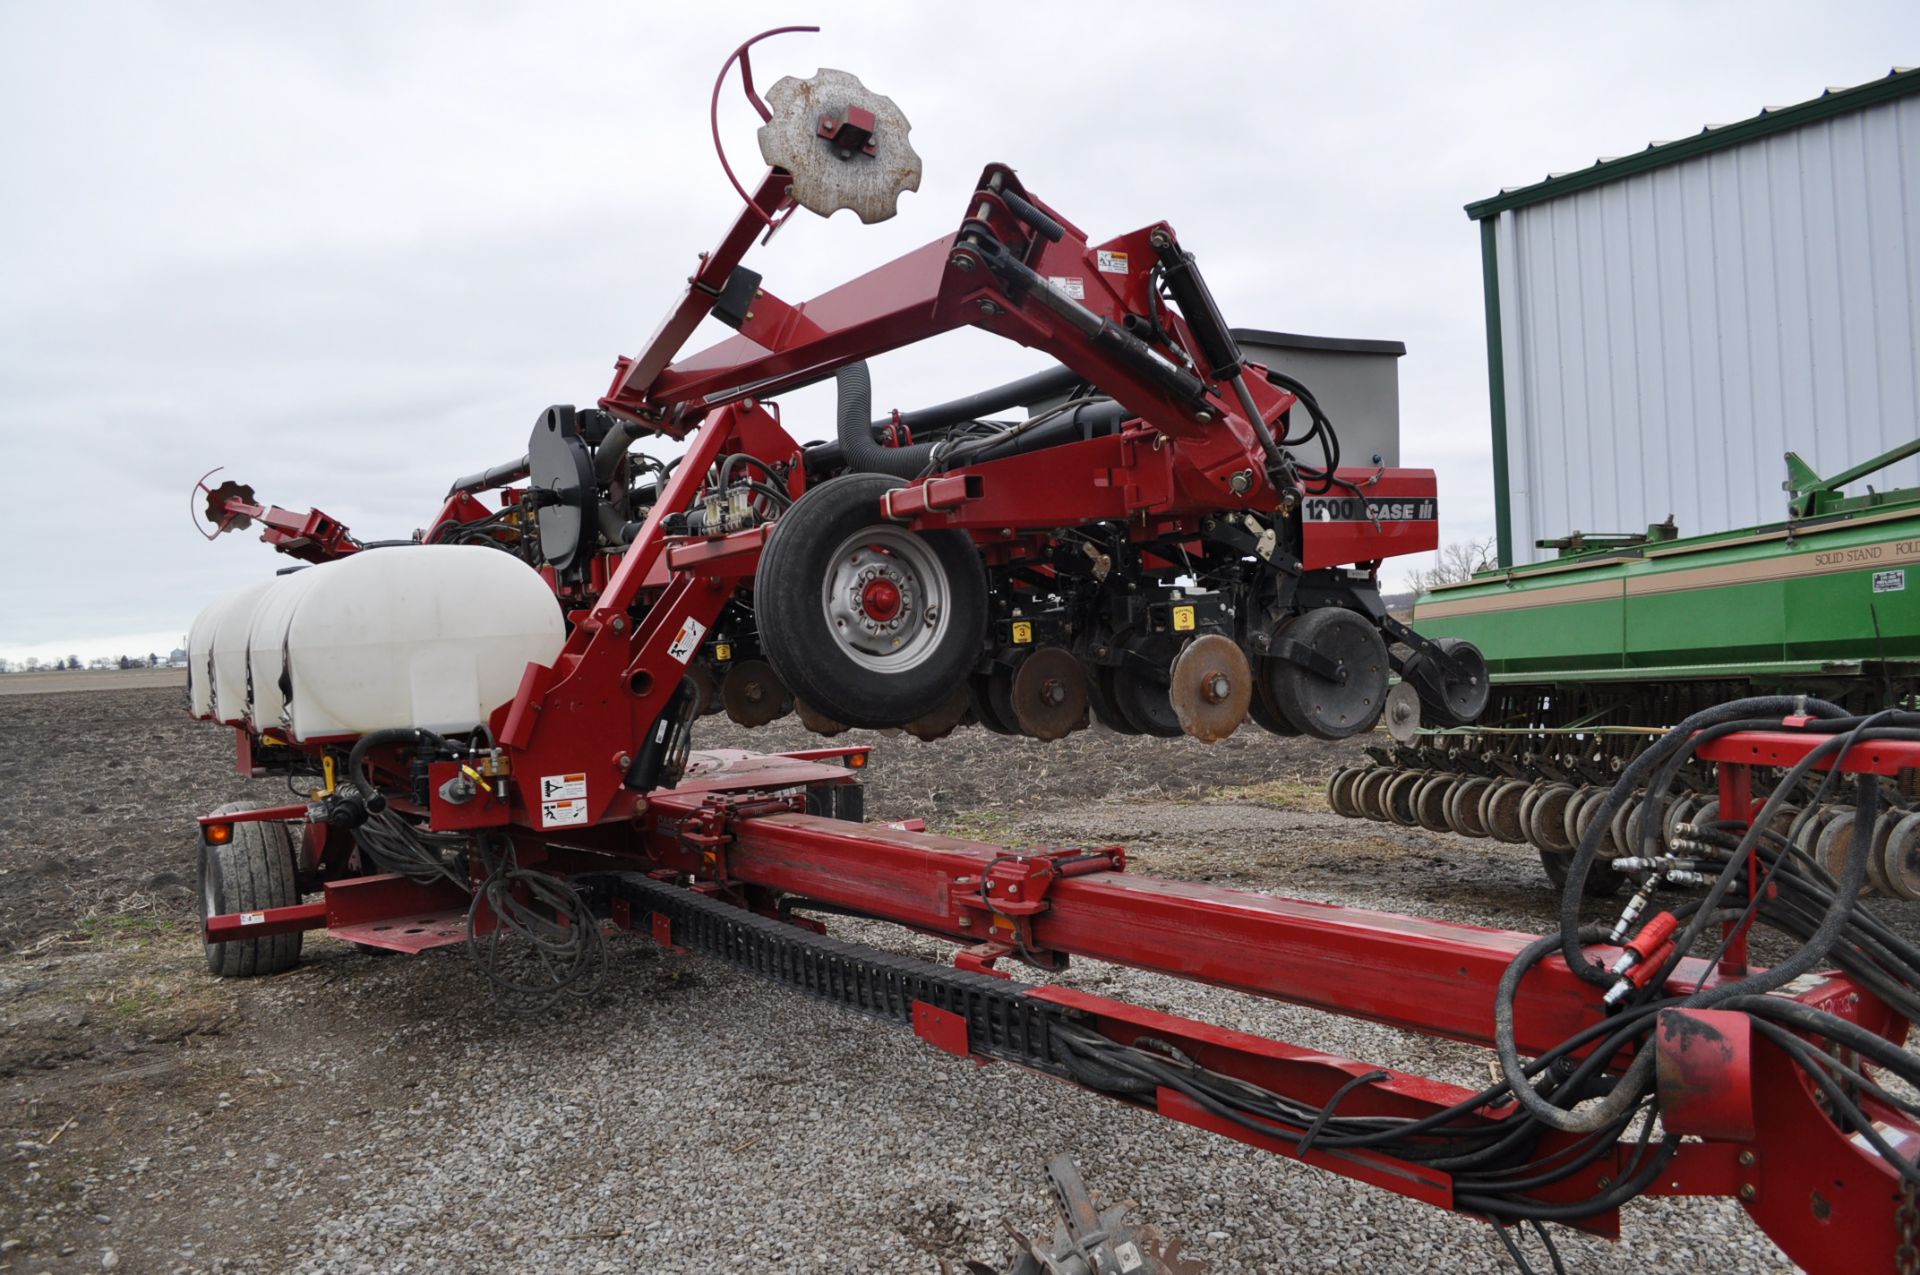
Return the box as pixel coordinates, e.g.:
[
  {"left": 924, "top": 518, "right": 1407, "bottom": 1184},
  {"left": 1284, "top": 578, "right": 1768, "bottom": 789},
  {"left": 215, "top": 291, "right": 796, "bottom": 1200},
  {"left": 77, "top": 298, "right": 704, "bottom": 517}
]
[{"left": 1897, "top": 1177, "right": 1919, "bottom": 1275}]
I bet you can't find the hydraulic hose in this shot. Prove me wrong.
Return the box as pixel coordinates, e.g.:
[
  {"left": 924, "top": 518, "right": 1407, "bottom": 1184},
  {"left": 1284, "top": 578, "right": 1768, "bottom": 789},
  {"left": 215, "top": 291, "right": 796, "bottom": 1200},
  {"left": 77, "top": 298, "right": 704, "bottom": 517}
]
[{"left": 1555, "top": 695, "right": 1848, "bottom": 982}]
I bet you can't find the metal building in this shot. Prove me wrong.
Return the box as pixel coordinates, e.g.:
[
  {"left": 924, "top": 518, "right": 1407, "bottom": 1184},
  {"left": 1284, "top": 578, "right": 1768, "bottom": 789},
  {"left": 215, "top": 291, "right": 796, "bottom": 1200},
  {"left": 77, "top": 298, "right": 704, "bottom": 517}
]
[{"left": 1468, "top": 68, "right": 1920, "bottom": 566}]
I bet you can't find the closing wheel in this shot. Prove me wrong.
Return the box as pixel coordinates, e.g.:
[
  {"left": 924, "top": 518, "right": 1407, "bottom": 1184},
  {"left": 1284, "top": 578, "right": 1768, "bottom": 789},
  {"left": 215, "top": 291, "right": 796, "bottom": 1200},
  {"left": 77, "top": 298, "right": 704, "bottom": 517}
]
[
  {"left": 1481, "top": 779, "right": 1531, "bottom": 843},
  {"left": 1526, "top": 783, "right": 1577, "bottom": 854},
  {"left": 1881, "top": 810, "right": 1920, "bottom": 901},
  {"left": 1816, "top": 813, "right": 1859, "bottom": 885},
  {"left": 1355, "top": 768, "right": 1396, "bottom": 822},
  {"left": 1267, "top": 608, "right": 1389, "bottom": 741},
  {"left": 1413, "top": 774, "right": 1455, "bottom": 832},
  {"left": 1383, "top": 770, "right": 1425, "bottom": 826},
  {"left": 1445, "top": 777, "right": 1492, "bottom": 837},
  {"left": 199, "top": 803, "right": 303, "bottom": 978},
  {"left": 1867, "top": 811, "right": 1898, "bottom": 897},
  {"left": 903, "top": 684, "right": 972, "bottom": 741},
  {"left": 1169, "top": 635, "right": 1251, "bottom": 743},
  {"left": 1009, "top": 647, "right": 1090, "bottom": 741},
  {"left": 721, "top": 658, "right": 792, "bottom": 728},
  {"left": 1326, "top": 767, "right": 1363, "bottom": 818},
  {"left": 755, "top": 473, "right": 987, "bottom": 729},
  {"left": 1405, "top": 637, "right": 1490, "bottom": 725}
]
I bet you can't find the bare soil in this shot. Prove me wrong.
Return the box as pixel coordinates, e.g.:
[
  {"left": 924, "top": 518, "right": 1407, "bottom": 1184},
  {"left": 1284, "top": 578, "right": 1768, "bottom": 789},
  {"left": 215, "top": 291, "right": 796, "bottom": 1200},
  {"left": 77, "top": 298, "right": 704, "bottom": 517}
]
[{"left": 0, "top": 685, "right": 1888, "bottom": 1273}]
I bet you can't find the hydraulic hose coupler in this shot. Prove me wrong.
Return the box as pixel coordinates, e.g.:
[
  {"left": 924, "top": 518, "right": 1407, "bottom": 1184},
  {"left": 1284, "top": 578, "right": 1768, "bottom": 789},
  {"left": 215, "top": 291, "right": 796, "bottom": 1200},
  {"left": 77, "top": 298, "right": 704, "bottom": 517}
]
[{"left": 1603, "top": 910, "right": 1680, "bottom": 1007}]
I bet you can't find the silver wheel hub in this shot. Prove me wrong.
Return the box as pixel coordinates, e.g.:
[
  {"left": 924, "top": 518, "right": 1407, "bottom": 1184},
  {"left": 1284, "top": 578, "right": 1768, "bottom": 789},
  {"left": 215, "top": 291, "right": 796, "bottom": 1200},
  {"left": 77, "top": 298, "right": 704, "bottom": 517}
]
[{"left": 822, "top": 526, "right": 950, "bottom": 673}]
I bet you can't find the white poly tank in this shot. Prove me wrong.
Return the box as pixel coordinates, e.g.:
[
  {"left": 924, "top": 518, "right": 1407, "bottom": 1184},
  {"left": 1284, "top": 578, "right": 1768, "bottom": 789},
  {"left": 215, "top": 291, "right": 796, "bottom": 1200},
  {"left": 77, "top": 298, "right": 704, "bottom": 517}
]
[
  {"left": 197, "top": 580, "right": 276, "bottom": 725},
  {"left": 244, "top": 566, "right": 325, "bottom": 734},
  {"left": 264, "top": 545, "right": 564, "bottom": 740},
  {"left": 186, "top": 591, "right": 228, "bottom": 719}
]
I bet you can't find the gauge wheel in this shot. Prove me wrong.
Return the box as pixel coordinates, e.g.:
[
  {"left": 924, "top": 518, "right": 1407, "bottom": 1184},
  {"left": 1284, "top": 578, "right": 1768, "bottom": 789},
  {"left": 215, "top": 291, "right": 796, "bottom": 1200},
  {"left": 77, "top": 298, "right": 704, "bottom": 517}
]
[
  {"left": 755, "top": 474, "right": 987, "bottom": 728},
  {"left": 1266, "top": 608, "right": 1389, "bottom": 741}
]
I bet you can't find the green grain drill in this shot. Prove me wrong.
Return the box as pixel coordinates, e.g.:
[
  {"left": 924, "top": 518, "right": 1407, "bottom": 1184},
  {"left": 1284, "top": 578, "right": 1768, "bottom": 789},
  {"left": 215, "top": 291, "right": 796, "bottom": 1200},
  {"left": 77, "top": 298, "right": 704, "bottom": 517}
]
[{"left": 1328, "top": 441, "right": 1920, "bottom": 896}]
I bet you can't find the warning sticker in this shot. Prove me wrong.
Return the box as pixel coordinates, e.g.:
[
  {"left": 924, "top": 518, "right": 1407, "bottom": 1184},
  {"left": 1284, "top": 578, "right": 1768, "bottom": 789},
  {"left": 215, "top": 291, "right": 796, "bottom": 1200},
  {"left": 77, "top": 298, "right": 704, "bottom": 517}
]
[
  {"left": 1114, "top": 1241, "right": 1145, "bottom": 1273},
  {"left": 541, "top": 797, "right": 589, "bottom": 828},
  {"left": 540, "top": 772, "right": 587, "bottom": 801},
  {"left": 667, "top": 616, "right": 708, "bottom": 664},
  {"left": 1172, "top": 605, "right": 1197, "bottom": 632},
  {"left": 239, "top": 911, "right": 265, "bottom": 926},
  {"left": 1046, "top": 275, "right": 1086, "bottom": 300},
  {"left": 1096, "top": 249, "right": 1129, "bottom": 274},
  {"left": 1875, "top": 569, "right": 1906, "bottom": 593},
  {"left": 1011, "top": 620, "right": 1033, "bottom": 644}
]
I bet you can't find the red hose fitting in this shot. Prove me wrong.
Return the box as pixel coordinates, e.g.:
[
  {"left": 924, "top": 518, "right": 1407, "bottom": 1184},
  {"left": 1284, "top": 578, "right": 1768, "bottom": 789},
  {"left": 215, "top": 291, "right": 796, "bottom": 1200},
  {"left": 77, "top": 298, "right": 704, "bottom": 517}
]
[{"left": 1604, "top": 911, "right": 1680, "bottom": 1006}]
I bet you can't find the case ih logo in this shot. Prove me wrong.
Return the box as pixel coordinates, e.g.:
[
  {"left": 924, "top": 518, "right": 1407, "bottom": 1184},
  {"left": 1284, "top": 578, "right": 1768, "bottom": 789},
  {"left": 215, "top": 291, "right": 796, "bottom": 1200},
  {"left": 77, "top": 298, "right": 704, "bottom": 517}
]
[{"left": 1304, "top": 497, "right": 1438, "bottom": 522}]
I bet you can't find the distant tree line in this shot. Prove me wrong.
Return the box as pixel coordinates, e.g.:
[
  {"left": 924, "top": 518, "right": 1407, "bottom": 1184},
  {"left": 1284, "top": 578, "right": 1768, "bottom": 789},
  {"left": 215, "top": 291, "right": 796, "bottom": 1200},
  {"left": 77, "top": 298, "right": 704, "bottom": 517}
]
[{"left": 0, "top": 652, "right": 173, "bottom": 673}]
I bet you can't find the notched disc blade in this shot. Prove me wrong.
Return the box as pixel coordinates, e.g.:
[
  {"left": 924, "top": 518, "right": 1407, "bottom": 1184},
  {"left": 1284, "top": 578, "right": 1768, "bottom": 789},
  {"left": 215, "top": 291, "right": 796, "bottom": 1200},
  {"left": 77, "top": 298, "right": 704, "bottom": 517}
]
[
  {"left": 794, "top": 699, "right": 849, "bottom": 737},
  {"left": 1168, "top": 634, "right": 1251, "bottom": 743},
  {"left": 721, "top": 657, "right": 792, "bottom": 728},
  {"left": 904, "top": 683, "right": 972, "bottom": 741},
  {"left": 757, "top": 68, "right": 922, "bottom": 223},
  {"left": 206, "top": 479, "right": 256, "bottom": 531},
  {"left": 1009, "top": 646, "right": 1089, "bottom": 741}
]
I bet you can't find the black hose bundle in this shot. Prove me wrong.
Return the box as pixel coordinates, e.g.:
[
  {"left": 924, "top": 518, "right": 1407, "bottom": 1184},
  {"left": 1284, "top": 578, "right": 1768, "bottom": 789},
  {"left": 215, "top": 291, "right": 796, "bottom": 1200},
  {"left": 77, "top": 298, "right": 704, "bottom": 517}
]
[
  {"left": 1036, "top": 697, "right": 1920, "bottom": 1267},
  {"left": 344, "top": 728, "right": 606, "bottom": 1003}
]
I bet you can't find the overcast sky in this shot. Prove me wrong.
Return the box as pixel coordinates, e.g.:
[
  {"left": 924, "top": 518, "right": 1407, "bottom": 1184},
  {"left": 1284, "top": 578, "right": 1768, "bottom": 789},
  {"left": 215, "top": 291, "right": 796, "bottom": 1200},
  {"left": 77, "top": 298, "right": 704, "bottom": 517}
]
[{"left": 1, "top": 1, "right": 1915, "bottom": 664}]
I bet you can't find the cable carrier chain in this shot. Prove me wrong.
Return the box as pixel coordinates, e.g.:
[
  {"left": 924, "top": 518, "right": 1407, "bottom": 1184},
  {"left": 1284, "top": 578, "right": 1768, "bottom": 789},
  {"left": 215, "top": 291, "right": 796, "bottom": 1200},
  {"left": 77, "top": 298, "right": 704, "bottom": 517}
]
[{"left": 181, "top": 30, "right": 1919, "bottom": 1273}]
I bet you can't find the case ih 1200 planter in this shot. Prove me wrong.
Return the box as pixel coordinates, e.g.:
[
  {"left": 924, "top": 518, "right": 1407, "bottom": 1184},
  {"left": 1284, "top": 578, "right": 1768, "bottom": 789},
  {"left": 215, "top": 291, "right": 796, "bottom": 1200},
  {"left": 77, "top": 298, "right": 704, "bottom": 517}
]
[{"left": 182, "top": 32, "right": 1917, "bottom": 1271}]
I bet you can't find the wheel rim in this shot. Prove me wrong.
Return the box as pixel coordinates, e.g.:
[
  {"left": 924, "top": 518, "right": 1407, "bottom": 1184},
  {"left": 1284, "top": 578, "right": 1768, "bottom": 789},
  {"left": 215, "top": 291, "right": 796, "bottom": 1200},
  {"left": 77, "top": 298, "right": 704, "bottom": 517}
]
[{"left": 821, "top": 526, "right": 951, "bottom": 673}]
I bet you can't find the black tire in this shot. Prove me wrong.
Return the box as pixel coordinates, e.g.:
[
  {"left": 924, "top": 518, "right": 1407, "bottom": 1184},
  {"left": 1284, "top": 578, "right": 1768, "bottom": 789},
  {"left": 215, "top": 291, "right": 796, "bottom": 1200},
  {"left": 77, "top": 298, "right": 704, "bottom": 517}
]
[
  {"left": 1267, "top": 608, "right": 1389, "bottom": 741},
  {"left": 755, "top": 474, "right": 987, "bottom": 729},
  {"left": 1537, "top": 846, "right": 1628, "bottom": 898},
  {"left": 1407, "top": 637, "right": 1490, "bottom": 725},
  {"left": 199, "top": 802, "right": 303, "bottom": 978}
]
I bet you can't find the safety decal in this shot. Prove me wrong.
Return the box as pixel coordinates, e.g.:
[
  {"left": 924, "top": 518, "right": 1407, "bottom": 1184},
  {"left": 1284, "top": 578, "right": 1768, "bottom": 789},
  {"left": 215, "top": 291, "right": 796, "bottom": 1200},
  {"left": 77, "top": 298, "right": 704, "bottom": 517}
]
[
  {"left": 540, "top": 773, "right": 587, "bottom": 801},
  {"left": 1046, "top": 275, "right": 1086, "bottom": 300},
  {"left": 667, "top": 616, "right": 707, "bottom": 664},
  {"left": 239, "top": 911, "right": 265, "bottom": 926},
  {"left": 541, "top": 797, "right": 588, "bottom": 828},
  {"left": 1096, "top": 250, "right": 1129, "bottom": 274},
  {"left": 1875, "top": 569, "right": 1906, "bottom": 593}
]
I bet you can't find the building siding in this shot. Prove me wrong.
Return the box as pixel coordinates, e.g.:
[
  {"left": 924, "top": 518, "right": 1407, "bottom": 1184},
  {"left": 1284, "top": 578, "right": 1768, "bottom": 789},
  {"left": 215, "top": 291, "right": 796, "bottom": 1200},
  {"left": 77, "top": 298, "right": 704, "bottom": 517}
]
[{"left": 1493, "top": 93, "right": 1920, "bottom": 563}]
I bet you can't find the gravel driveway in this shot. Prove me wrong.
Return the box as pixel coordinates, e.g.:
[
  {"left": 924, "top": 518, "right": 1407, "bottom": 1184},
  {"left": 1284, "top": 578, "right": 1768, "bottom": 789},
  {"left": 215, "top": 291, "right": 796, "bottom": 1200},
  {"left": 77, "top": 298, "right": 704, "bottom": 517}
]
[{"left": 2, "top": 680, "right": 1861, "bottom": 1272}]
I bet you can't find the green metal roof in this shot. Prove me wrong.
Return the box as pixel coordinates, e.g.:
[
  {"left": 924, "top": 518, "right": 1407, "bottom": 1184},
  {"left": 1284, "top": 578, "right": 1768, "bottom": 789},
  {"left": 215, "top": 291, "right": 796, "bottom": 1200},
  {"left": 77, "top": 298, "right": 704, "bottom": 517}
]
[{"left": 1465, "top": 66, "right": 1920, "bottom": 221}]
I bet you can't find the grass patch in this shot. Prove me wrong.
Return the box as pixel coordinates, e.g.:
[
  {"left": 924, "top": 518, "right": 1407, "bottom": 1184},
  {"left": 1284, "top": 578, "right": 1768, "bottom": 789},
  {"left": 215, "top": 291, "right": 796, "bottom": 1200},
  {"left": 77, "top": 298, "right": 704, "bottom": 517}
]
[
  {"left": 76, "top": 914, "right": 178, "bottom": 937},
  {"left": 932, "top": 808, "right": 1022, "bottom": 842},
  {"left": 1202, "top": 777, "right": 1327, "bottom": 811}
]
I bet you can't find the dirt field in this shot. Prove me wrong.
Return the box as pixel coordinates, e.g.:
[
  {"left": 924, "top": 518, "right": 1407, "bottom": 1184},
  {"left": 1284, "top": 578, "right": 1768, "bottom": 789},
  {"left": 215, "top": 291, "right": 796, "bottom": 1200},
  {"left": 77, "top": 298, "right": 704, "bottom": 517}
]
[
  {"left": 0, "top": 669, "right": 187, "bottom": 697},
  {"left": 0, "top": 684, "right": 1869, "bottom": 1272}
]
